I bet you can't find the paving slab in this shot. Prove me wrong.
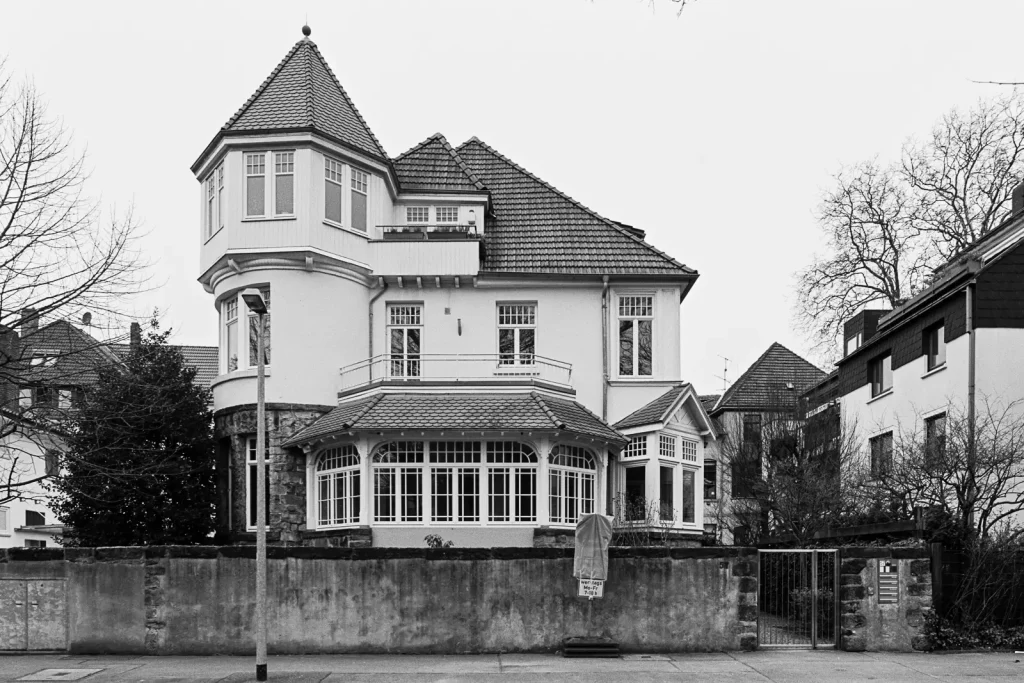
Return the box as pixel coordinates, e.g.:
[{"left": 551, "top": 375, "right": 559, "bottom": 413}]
[{"left": 498, "top": 653, "right": 678, "bottom": 673}]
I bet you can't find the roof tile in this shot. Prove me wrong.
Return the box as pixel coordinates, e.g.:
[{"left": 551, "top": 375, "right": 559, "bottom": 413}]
[{"left": 712, "top": 343, "right": 825, "bottom": 414}]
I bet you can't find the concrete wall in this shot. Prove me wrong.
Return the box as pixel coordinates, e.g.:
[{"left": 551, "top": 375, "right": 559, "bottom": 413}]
[
  {"left": 0, "top": 545, "right": 757, "bottom": 655},
  {"left": 839, "top": 547, "right": 932, "bottom": 652}
]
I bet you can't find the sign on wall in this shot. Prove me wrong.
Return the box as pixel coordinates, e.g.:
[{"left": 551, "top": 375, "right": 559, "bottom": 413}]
[
  {"left": 878, "top": 561, "right": 899, "bottom": 604},
  {"left": 578, "top": 579, "right": 604, "bottom": 599}
]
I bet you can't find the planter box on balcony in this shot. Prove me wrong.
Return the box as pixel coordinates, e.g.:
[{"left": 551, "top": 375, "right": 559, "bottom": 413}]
[
  {"left": 382, "top": 230, "right": 425, "bottom": 241},
  {"left": 427, "top": 230, "right": 472, "bottom": 240}
]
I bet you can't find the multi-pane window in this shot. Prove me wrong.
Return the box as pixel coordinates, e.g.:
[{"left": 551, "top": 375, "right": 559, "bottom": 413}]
[
  {"left": 618, "top": 295, "right": 653, "bottom": 376},
  {"left": 245, "top": 153, "right": 266, "bottom": 217},
  {"left": 680, "top": 439, "right": 698, "bottom": 462},
  {"left": 624, "top": 466, "right": 646, "bottom": 521},
  {"left": 246, "top": 437, "right": 270, "bottom": 531},
  {"left": 497, "top": 304, "right": 536, "bottom": 366},
  {"left": 486, "top": 442, "right": 537, "bottom": 523},
  {"left": 925, "top": 324, "right": 946, "bottom": 371},
  {"left": 549, "top": 445, "right": 595, "bottom": 525},
  {"left": 406, "top": 206, "right": 429, "bottom": 223},
  {"left": 324, "top": 157, "right": 344, "bottom": 224},
  {"left": 870, "top": 432, "right": 894, "bottom": 478},
  {"left": 682, "top": 470, "right": 695, "bottom": 523},
  {"left": 223, "top": 297, "right": 238, "bottom": 372},
  {"left": 436, "top": 206, "right": 458, "bottom": 223},
  {"left": 351, "top": 168, "right": 368, "bottom": 232},
  {"left": 622, "top": 436, "right": 646, "bottom": 458},
  {"left": 217, "top": 164, "right": 225, "bottom": 230},
  {"left": 925, "top": 413, "right": 946, "bottom": 468},
  {"left": 316, "top": 446, "right": 360, "bottom": 527},
  {"left": 703, "top": 460, "right": 717, "bottom": 500},
  {"left": 372, "top": 442, "right": 424, "bottom": 523},
  {"left": 206, "top": 174, "right": 216, "bottom": 238},
  {"left": 388, "top": 304, "right": 422, "bottom": 377},
  {"left": 274, "top": 152, "right": 294, "bottom": 216},
  {"left": 430, "top": 442, "right": 482, "bottom": 523},
  {"left": 659, "top": 434, "right": 676, "bottom": 459},
  {"left": 659, "top": 465, "right": 675, "bottom": 520},
  {"left": 869, "top": 353, "right": 893, "bottom": 397},
  {"left": 845, "top": 332, "right": 862, "bottom": 357},
  {"left": 247, "top": 287, "right": 271, "bottom": 367}
]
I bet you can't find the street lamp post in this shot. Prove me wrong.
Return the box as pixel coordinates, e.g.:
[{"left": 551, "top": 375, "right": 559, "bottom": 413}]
[{"left": 241, "top": 288, "right": 268, "bottom": 682}]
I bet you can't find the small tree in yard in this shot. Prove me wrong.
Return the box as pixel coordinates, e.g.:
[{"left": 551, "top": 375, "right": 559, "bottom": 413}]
[{"left": 49, "top": 324, "right": 216, "bottom": 546}]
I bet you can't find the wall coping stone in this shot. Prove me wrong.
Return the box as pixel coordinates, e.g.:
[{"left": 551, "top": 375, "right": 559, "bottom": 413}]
[
  {"left": 213, "top": 403, "right": 334, "bottom": 418},
  {"left": 839, "top": 547, "right": 929, "bottom": 559}
]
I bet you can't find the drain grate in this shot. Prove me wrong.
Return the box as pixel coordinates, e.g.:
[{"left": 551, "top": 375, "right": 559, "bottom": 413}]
[{"left": 562, "top": 636, "right": 620, "bottom": 658}]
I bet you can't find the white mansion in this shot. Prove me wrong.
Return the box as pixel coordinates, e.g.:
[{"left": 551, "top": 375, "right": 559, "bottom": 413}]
[{"left": 197, "top": 28, "right": 714, "bottom": 548}]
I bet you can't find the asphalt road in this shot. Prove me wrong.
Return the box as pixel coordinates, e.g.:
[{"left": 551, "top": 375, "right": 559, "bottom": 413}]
[{"left": 0, "top": 651, "right": 1021, "bottom": 682}]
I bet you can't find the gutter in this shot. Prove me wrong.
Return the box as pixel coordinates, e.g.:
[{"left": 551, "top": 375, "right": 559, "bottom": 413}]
[
  {"left": 601, "top": 276, "right": 609, "bottom": 421},
  {"left": 966, "top": 278, "right": 977, "bottom": 531},
  {"left": 368, "top": 279, "right": 389, "bottom": 384}
]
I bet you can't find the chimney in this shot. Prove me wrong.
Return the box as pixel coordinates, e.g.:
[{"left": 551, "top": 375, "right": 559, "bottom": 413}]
[
  {"left": 1012, "top": 180, "right": 1024, "bottom": 216},
  {"left": 130, "top": 322, "right": 142, "bottom": 349},
  {"left": 20, "top": 308, "right": 38, "bottom": 336},
  {"left": 82, "top": 312, "right": 92, "bottom": 326}
]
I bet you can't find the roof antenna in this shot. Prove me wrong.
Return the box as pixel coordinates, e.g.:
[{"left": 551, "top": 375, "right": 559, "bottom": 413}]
[{"left": 715, "top": 355, "right": 730, "bottom": 393}]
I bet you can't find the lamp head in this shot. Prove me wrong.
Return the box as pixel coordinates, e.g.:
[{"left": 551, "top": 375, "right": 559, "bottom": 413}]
[{"left": 241, "top": 288, "right": 268, "bottom": 315}]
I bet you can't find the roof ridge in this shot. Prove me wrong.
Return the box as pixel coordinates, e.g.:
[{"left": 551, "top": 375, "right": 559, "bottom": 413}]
[
  {"left": 307, "top": 42, "right": 388, "bottom": 159},
  {"left": 530, "top": 392, "right": 565, "bottom": 430},
  {"left": 714, "top": 342, "right": 824, "bottom": 412},
  {"left": 222, "top": 39, "right": 307, "bottom": 132},
  {"left": 457, "top": 137, "right": 695, "bottom": 275},
  {"left": 393, "top": 132, "right": 444, "bottom": 161},
  {"left": 303, "top": 39, "right": 315, "bottom": 127},
  {"left": 393, "top": 133, "right": 486, "bottom": 192}
]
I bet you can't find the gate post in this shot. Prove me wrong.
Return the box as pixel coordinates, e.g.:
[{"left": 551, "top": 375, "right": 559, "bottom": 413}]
[{"left": 811, "top": 550, "right": 818, "bottom": 648}]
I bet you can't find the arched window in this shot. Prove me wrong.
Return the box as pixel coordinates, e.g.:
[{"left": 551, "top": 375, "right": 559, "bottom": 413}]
[
  {"left": 372, "top": 442, "right": 424, "bottom": 522},
  {"left": 486, "top": 442, "right": 538, "bottom": 523},
  {"left": 316, "top": 445, "right": 360, "bottom": 527},
  {"left": 549, "top": 445, "right": 596, "bottom": 525}
]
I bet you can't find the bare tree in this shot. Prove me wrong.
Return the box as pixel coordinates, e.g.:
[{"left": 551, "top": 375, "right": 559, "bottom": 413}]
[
  {"left": 0, "top": 63, "right": 148, "bottom": 504},
  {"left": 796, "top": 91, "right": 1024, "bottom": 360}
]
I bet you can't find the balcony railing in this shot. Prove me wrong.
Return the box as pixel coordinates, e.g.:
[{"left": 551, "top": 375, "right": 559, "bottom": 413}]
[
  {"left": 379, "top": 224, "right": 479, "bottom": 241},
  {"left": 339, "top": 354, "right": 573, "bottom": 392}
]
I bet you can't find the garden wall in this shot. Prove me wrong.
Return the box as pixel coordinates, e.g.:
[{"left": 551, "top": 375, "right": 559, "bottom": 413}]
[{"left": 0, "top": 546, "right": 758, "bottom": 655}]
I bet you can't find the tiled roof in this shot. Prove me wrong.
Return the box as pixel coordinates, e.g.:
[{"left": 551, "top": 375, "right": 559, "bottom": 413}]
[
  {"left": 699, "top": 394, "right": 721, "bottom": 412},
  {"left": 16, "top": 321, "right": 124, "bottom": 387},
  {"left": 218, "top": 37, "right": 387, "bottom": 161},
  {"left": 456, "top": 138, "right": 697, "bottom": 276},
  {"left": 283, "top": 392, "right": 627, "bottom": 447},
  {"left": 712, "top": 343, "right": 826, "bottom": 414},
  {"left": 109, "top": 344, "right": 219, "bottom": 390},
  {"left": 613, "top": 385, "right": 690, "bottom": 430},
  {"left": 393, "top": 133, "right": 486, "bottom": 193}
]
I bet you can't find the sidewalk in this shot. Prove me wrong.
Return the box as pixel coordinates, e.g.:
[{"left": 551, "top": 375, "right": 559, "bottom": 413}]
[{"left": 0, "top": 650, "right": 1021, "bottom": 682}]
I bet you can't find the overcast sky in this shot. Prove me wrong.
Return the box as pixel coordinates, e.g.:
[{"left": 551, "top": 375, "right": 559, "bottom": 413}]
[{"left": 2, "top": 0, "right": 1021, "bottom": 395}]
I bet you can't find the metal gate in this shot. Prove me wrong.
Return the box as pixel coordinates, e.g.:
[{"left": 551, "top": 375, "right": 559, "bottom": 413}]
[
  {"left": 0, "top": 579, "right": 67, "bottom": 651},
  {"left": 758, "top": 550, "right": 838, "bottom": 648}
]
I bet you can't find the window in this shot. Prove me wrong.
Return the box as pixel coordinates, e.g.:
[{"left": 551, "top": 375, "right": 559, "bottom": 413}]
[
  {"left": 0, "top": 506, "right": 9, "bottom": 535},
  {"left": 25, "top": 510, "right": 45, "bottom": 526},
  {"left": 925, "top": 413, "right": 946, "bottom": 468},
  {"left": 274, "top": 152, "right": 294, "bottom": 216},
  {"left": 622, "top": 436, "right": 646, "bottom": 459},
  {"left": 436, "top": 206, "right": 458, "bottom": 223},
  {"left": 870, "top": 432, "right": 893, "bottom": 478},
  {"left": 245, "top": 153, "right": 266, "bottom": 217},
  {"left": 430, "top": 442, "right": 482, "bottom": 523},
  {"left": 324, "top": 157, "right": 343, "bottom": 224},
  {"left": 351, "top": 168, "right": 368, "bottom": 232},
  {"left": 549, "top": 445, "right": 596, "bottom": 525},
  {"left": 680, "top": 439, "right": 698, "bottom": 462},
  {"left": 25, "top": 540, "right": 46, "bottom": 548},
  {"left": 704, "top": 460, "right": 717, "bottom": 500},
  {"left": 486, "top": 442, "right": 537, "bottom": 523},
  {"left": 845, "top": 332, "right": 861, "bottom": 357},
  {"left": 35, "top": 386, "right": 56, "bottom": 408},
  {"left": 497, "top": 304, "right": 536, "bottom": 366},
  {"left": 388, "top": 304, "right": 422, "bottom": 377},
  {"left": 223, "top": 297, "right": 238, "bottom": 372},
  {"left": 869, "top": 353, "right": 892, "bottom": 397},
  {"left": 406, "top": 206, "right": 429, "bottom": 223},
  {"left": 624, "top": 466, "right": 646, "bottom": 521},
  {"left": 372, "top": 442, "right": 424, "bottom": 522},
  {"left": 659, "top": 434, "right": 676, "bottom": 459},
  {"left": 618, "top": 295, "right": 653, "bottom": 376},
  {"left": 659, "top": 465, "right": 675, "bottom": 520},
  {"left": 31, "top": 351, "right": 58, "bottom": 367},
  {"left": 58, "top": 389, "right": 72, "bottom": 410},
  {"left": 732, "top": 414, "right": 762, "bottom": 498},
  {"left": 206, "top": 173, "right": 216, "bottom": 238},
  {"left": 247, "top": 288, "right": 271, "bottom": 368},
  {"left": 682, "top": 469, "right": 695, "bottom": 523},
  {"left": 19, "top": 387, "right": 31, "bottom": 408},
  {"left": 316, "top": 446, "right": 360, "bottom": 527},
  {"left": 925, "top": 324, "right": 946, "bottom": 371},
  {"left": 246, "top": 437, "right": 270, "bottom": 530},
  {"left": 217, "top": 164, "right": 225, "bottom": 230}
]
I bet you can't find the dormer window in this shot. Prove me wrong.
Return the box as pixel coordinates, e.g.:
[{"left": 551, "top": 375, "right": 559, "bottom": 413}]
[
  {"left": 407, "top": 206, "right": 429, "bottom": 223},
  {"left": 436, "top": 206, "right": 458, "bottom": 223},
  {"left": 351, "top": 169, "right": 368, "bottom": 232}
]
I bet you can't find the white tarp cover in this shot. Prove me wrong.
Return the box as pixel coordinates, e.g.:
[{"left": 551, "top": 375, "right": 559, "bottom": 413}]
[{"left": 573, "top": 513, "right": 614, "bottom": 580}]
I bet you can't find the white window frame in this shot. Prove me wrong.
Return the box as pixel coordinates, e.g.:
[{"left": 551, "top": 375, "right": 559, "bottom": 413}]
[
  {"left": 659, "top": 462, "right": 677, "bottom": 521},
  {"left": 217, "top": 163, "right": 225, "bottom": 231},
  {"left": 617, "top": 294, "right": 654, "bottom": 377},
  {"left": 245, "top": 437, "right": 269, "bottom": 532},
  {"left": 436, "top": 206, "right": 459, "bottom": 223},
  {"left": 0, "top": 506, "right": 10, "bottom": 536},
  {"left": 925, "top": 324, "right": 946, "bottom": 371},
  {"left": 659, "top": 434, "right": 676, "bottom": 459},
  {"left": 548, "top": 445, "right": 596, "bottom": 526},
  {"left": 497, "top": 303, "right": 536, "bottom": 367},
  {"left": 244, "top": 151, "right": 296, "bottom": 220},
  {"left": 622, "top": 436, "right": 647, "bottom": 459},
  {"left": 406, "top": 206, "right": 429, "bottom": 224},
  {"left": 324, "top": 156, "right": 345, "bottom": 226},
  {"left": 372, "top": 442, "right": 425, "bottom": 523},
  {"left": 387, "top": 304, "right": 422, "bottom": 378},
  {"left": 869, "top": 353, "right": 893, "bottom": 397},
  {"left": 245, "top": 152, "right": 267, "bottom": 218},
  {"left": 273, "top": 151, "right": 295, "bottom": 217},
  {"left": 246, "top": 287, "right": 270, "bottom": 370},
  {"left": 485, "top": 441, "right": 538, "bottom": 524},
  {"left": 351, "top": 168, "right": 369, "bottom": 232},
  {"left": 221, "top": 288, "right": 270, "bottom": 373},
  {"left": 206, "top": 173, "right": 216, "bottom": 238},
  {"left": 703, "top": 459, "right": 717, "bottom": 500},
  {"left": 222, "top": 296, "right": 238, "bottom": 373},
  {"left": 315, "top": 445, "right": 361, "bottom": 528},
  {"left": 681, "top": 467, "right": 697, "bottom": 524},
  {"left": 680, "top": 438, "right": 698, "bottom": 463}
]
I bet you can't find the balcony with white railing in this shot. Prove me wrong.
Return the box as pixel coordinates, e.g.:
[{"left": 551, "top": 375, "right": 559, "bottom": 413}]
[
  {"left": 338, "top": 354, "right": 574, "bottom": 397},
  {"left": 369, "top": 226, "right": 481, "bottom": 277}
]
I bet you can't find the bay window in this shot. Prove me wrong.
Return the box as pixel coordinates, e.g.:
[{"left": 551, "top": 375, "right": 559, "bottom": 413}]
[
  {"left": 497, "top": 303, "right": 536, "bottom": 366},
  {"left": 618, "top": 295, "right": 653, "bottom": 376},
  {"left": 316, "top": 445, "right": 360, "bottom": 527}
]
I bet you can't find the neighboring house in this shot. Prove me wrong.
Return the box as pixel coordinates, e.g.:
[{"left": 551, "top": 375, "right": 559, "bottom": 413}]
[
  {"left": 833, "top": 185, "right": 1024, "bottom": 506},
  {"left": 703, "top": 343, "right": 826, "bottom": 544},
  {"left": 194, "top": 28, "right": 712, "bottom": 548},
  {"left": 0, "top": 313, "right": 217, "bottom": 548}
]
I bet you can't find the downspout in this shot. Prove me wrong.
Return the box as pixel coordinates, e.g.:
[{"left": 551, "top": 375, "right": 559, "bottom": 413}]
[
  {"left": 601, "top": 275, "right": 610, "bottom": 421},
  {"left": 368, "top": 279, "right": 389, "bottom": 383},
  {"left": 966, "top": 279, "right": 977, "bottom": 534}
]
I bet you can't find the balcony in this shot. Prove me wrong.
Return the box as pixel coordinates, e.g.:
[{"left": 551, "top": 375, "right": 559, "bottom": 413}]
[
  {"left": 370, "top": 226, "right": 481, "bottom": 277},
  {"left": 380, "top": 224, "right": 478, "bottom": 240},
  {"left": 338, "top": 354, "right": 574, "bottom": 396}
]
